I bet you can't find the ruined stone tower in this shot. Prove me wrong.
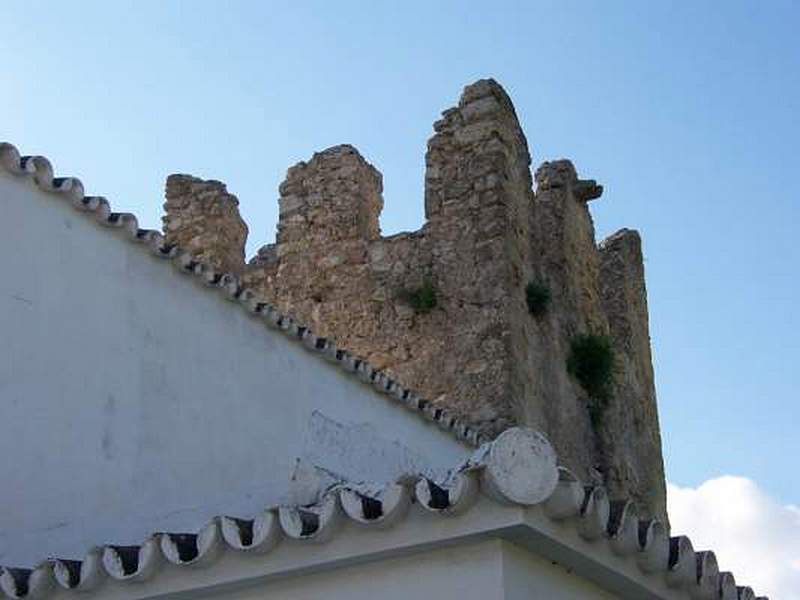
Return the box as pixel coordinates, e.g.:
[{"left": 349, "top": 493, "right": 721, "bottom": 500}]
[{"left": 162, "top": 79, "right": 668, "bottom": 523}]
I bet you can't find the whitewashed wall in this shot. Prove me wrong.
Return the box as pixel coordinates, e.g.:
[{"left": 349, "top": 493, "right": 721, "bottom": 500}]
[
  {"left": 211, "top": 541, "right": 615, "bottom": 600},
  {"left": 0, "top": 171, "right": 469, "bottom": 566},
  {"left": 44, "top": 537, "right": 617, "bottom": 600}
]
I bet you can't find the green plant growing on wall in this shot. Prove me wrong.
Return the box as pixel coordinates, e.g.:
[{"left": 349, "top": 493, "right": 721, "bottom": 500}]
[
  {"left": 567, "top": 333, "right": 615, "bottom": 427},
  {"left": 400, "top": 278, "right": 438, "bottom": 314},
  {"left": 525, "top": 280, "right": 551, "bottom": 317}
]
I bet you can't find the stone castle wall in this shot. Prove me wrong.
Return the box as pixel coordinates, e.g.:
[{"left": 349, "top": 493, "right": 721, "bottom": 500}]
[{"left": 160, "top": 80, "right": 667, "bottom": 523}]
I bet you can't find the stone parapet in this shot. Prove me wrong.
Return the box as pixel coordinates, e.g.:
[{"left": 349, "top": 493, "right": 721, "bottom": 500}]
[
  {"left": 163, "top": 79, "right": 668, "bottom": 523},
  {"left": 162, "top": 174, "right": 247, "bottom": 274}
]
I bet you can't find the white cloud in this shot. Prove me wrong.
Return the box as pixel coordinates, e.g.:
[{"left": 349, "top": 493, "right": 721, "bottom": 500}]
[{"left": 667, "top": 477, "right": 800, "bottom": 599}]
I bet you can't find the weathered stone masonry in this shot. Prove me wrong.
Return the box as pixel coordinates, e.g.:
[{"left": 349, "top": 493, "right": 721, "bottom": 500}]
[
  {"left": 162, "top": 79, "right": 668, "bottom": 524},
  {"left": 163, "top": 175, "right": 248, "bottom": 275}
]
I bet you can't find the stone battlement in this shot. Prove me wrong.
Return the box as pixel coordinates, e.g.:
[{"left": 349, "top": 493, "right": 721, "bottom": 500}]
[
  {"left": 161, "top": 79, "right": 668, "bottom": 524},
  {"left": 163, "top": 174, "right": 247, "bottom": 274}
]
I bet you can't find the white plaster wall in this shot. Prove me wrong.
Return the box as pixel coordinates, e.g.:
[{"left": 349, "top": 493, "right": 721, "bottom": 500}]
[
  {"left": 500, "top": 540, "right": 617, "bottom": 600},
  {"left": 227, "top": 540, "right": 619, "bottom": 600},
  {"left": 215, "top": 540, "right": 504, "bottom": 600},
  {"left": 0, "top": 172, "right": 469, "bottom": 565},
  {"left": 103, "top": 538, "right": 616, "bottom": 600}
]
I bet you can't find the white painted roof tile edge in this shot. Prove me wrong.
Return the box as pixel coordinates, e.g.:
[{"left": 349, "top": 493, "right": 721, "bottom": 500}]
[
  {"left": 0, "top": 428, "right": 766, "bottom": 600},
  {"left": 0, "top": 142, "right": 483, "bottom": 449}
]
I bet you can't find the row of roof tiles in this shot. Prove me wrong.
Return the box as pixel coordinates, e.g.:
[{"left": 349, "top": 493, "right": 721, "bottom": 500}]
[{"left": 0, "top": 428, "right": 767, "bottom": 599}]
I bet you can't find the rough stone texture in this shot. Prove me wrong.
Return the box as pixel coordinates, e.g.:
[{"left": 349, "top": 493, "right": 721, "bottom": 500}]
[
  {"left": 598, "top": 229, "right": 668, "bottom": 525},
  {"left": 161, "top": 79, "right": 668, "bottom": 524},
  {"left": 527, "top": 162, "right": 667, "bottom": 524},
  {"left": 163, "top": 175, "right": 248, "bottom": 274}
]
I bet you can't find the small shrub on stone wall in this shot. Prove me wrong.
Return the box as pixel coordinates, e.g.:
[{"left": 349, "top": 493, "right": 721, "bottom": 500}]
[
  {"left": 567, "top": 333, "right": 615, "bottom": 425},
  {"left": 525, "top": 280, "right": 551, "bottom": 317},
  {"left": 400, "top": 278, "right": 438, "bottom": 314}
]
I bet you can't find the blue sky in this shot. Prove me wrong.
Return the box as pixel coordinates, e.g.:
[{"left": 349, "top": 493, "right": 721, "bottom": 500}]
[{"left": 2, "top": 2, "right": 799, "bottom": 507}]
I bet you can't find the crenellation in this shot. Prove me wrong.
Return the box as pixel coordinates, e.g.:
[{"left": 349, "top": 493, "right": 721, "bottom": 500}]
[
  {"left": 420, "top": 80, "right": 535, "bottom": 434},
  {"left": 531, "top": 159, "right": 607, "bottom": 332},
  {"left": 163, "top": 79, "right": 668, "bottom": 524},
  {"left": 523, "top": 159, "right": 611, "bottom": 490},
  {"left": 598, "top": 228, "right": 668, "bottom": 523},
  {"left": 162, "top": 174, "right": 248, "bottom": 274},
  {"left": 276, "top": 144, "right": 383, "bottom": 247}
]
